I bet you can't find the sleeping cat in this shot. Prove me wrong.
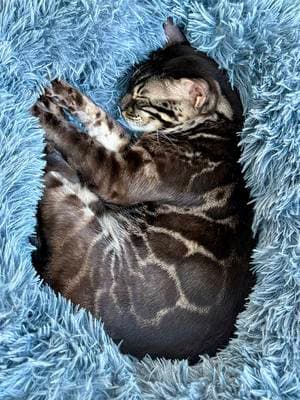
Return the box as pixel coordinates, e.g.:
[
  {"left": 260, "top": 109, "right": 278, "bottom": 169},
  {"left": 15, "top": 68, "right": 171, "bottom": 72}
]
[{"left": 32, "top": 19, "right": 255, "bottom": 363}]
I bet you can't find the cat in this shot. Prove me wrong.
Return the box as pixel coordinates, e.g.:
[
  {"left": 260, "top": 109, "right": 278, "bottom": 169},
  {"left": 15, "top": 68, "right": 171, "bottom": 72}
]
[{"left": 31, "top": 18, "right": 255, "bottom": 363}]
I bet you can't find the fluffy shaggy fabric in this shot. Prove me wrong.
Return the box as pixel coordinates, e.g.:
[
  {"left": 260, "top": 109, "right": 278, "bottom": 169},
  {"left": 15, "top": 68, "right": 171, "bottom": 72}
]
[{"left": 0, "top": 0, "right": 299, "bottom": 398}]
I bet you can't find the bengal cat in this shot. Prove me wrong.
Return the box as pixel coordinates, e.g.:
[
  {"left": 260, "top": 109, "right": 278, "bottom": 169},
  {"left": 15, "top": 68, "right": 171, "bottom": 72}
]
[{"left": 31, "top": 19, "right": 255, "bottom": 363}]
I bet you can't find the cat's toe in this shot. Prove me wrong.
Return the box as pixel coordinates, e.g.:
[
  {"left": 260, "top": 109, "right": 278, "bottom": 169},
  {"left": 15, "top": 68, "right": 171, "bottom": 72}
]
[
  {"left": 48, "top": 80, "right": 68, "bottom": 97},
  {"left": 38, "top": 95, "right": 63, "bottom": 116},
  {"left": 31, "top": 97, "right": 50, "bottom": 117}
]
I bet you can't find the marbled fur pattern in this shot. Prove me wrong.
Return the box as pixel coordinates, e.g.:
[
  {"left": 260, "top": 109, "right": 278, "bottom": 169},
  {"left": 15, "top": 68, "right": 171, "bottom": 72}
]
[{"left": 32, "top": 27, "right": 254, "bottom": 362}]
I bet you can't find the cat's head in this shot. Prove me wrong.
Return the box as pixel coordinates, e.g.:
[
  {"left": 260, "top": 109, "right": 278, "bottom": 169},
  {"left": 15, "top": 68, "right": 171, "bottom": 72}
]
[{"left": 120, "top": 19, "right": 243, "bottom": 133}]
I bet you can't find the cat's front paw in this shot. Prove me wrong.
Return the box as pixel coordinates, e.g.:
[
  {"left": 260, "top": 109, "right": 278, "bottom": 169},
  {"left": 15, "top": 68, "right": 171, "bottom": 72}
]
[{"left": 45, "top": 79, "right": 83, "bottom": 112}]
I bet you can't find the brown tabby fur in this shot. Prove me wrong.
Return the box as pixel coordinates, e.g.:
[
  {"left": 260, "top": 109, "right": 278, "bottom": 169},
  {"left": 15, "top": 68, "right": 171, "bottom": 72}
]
[{"left": 31, "top": 21, "right": 255, "bottom": 363}]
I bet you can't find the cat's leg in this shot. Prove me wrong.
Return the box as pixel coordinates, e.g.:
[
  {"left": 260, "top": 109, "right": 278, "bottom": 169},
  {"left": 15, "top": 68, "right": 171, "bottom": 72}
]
[
  {"left": 32, "top": 84, "right": 197, "bottom": 206},
  {"left": 36, "top": 150, "right": 102, "bottom": 300},
  {"left": 32, "top": 94, "right": 150, "bottom": 205},
  {"left": 32, "top": 92, "right": 182, "bottom": 206},
  {"left": 44, "top": 80, "right": 130, "bottom": 152},
  {"left": 32, "top": 139, "right": 92, "bottom": 279},
  {"left": 43, "top": 145, "right": 103, "bottom": 217},
  {"left": 45, "top": 143, "right": 80, "bottom": 184}
]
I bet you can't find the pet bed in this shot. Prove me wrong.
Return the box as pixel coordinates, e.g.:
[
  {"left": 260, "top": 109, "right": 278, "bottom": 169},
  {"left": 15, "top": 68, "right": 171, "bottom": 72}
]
[{"left": 0, "top": 0, "right": 299, "bottom": 399}]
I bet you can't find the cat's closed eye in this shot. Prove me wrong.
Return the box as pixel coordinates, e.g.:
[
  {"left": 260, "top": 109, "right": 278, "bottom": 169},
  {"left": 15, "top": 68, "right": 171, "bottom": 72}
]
[{"left": 136, "top": 98, "right": 150, "bottom": 107}]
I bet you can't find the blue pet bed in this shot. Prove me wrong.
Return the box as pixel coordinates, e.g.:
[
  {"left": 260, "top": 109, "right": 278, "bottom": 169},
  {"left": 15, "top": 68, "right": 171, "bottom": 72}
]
[{"left": 0, "top": 1, "right": 299, "bottom": 399}]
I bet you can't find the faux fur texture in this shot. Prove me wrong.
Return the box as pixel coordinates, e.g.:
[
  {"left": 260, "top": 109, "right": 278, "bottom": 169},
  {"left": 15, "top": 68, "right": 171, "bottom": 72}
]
[{"left": 0, "top": 1, "right": 299, "bottom": 399}]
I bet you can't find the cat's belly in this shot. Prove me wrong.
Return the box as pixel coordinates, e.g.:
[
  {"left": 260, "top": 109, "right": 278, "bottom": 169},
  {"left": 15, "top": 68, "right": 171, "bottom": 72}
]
[{"left": 44, "top": 206, "right": 253, "bottom": 361}]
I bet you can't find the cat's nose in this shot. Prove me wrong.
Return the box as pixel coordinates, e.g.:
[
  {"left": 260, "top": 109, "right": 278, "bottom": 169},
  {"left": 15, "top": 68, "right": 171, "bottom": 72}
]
[{"left": 120, "top": 94, "right": 132, "bottom": 111}]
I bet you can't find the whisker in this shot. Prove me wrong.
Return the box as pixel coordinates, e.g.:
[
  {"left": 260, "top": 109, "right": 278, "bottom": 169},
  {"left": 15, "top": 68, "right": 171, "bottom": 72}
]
[
  {"left": 156, "top": 130, "right": 161, "bottom": 146},
  {"left": 159, "top": 131, "right": 178, "bottom": 147}
]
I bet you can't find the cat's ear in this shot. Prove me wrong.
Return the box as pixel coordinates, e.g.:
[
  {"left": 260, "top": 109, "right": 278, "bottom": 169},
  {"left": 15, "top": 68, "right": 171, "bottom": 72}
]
[
  {"left": 163, "top": 17, "right": 187, "bottom": 46},
  {"left": 180, "top": 78, "right": 209, "bottom": 108}
]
